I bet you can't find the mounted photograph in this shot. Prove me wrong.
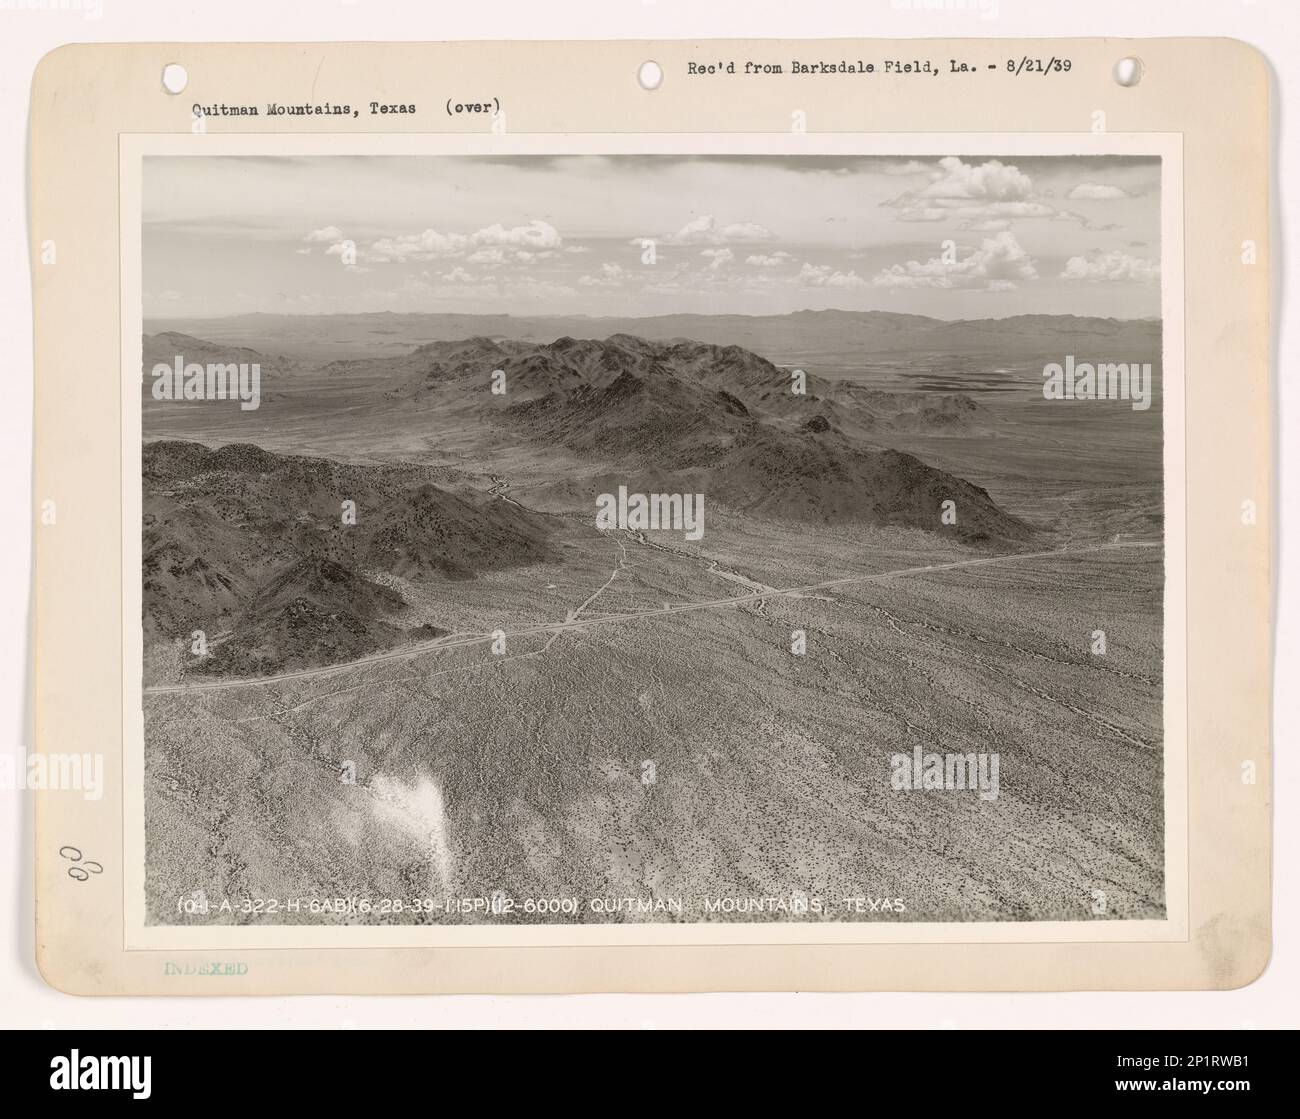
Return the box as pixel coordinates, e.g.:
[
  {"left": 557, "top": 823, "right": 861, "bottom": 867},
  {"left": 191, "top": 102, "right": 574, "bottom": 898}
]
[{"left": 127, "top": 140, "right": 1181, "bottom": 943}]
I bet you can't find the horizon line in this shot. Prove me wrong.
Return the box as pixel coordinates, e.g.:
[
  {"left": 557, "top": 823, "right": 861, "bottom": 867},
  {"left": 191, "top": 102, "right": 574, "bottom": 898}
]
[{"left": 143, "top": 308, "right": 1162, "bottom": 327}]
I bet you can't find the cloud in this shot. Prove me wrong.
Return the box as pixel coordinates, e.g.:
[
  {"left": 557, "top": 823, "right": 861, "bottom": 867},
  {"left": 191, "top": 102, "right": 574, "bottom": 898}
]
[
  {"left": 1060, "top": 250, "right": 1159, "bottom": 283},
  {"left": 796, "top": 262, "right": 869, "bottom": 288},
  {"left": 1067, "top": 183, "right": 1130, "bottom": 201},
  {"left": 959, "top": 219, "right": 1011, "bottom": 232},
  {"left": 304, "top": 226, "right": 343, "bottom": 243},
  {"left": 895, "top": 200, "right": 1055, "bottom": 224},
  {"left": 883, "top": 160, "right": 930, "bottom": 176},
  {"left": 885, "top": 157, "right": 1054, "bottom": 225},
  {"left": 717, "top": 220, "right": 776, "bottom": 242},
  {"left": 884, "top": 158, "right": 1140, "bottom": 233},
  {"left": 917, "top": 156, "right": 1034, "bottom": 203},
  {"left": 471, "top": 220, "right": 563, "bottom": 251},
  {"left": 700, "top": 248, "right": 734, "bottom": 269},
  {"left": 872, "top": 231, "right": 1038, "bottom": 290},
  {"left": 1051, "top": 209, "right": 1119, "bottom": 233},
  {"left": 578, "top": 262, "right": 630, "bottom": 287},
  {"left": 370, "top": 219, "right": 562, "bottom": 262},
  {"left": 652, "top": 214, "right": 776, "bottom": 245},
  {"left": 745, "top": 251, "right": 792, "bottom": 266},
  {"left": 464, "top": 247, "right": 557, "bottom": 265}
]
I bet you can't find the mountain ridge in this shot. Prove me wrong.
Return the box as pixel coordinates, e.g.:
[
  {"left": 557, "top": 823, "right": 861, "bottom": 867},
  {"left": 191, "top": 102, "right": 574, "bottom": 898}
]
[{"left": 143, "top": 309, "right": 1161, "bottom": 366}]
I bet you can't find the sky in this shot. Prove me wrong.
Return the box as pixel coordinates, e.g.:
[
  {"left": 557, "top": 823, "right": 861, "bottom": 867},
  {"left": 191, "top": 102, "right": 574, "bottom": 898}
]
[{"left": 143, "top": 154, "right": 1162, "bottom": 321}]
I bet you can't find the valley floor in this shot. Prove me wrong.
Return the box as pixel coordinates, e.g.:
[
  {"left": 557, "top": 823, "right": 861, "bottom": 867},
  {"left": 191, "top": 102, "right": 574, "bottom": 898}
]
[
  {"left": 141, "top": 332, "right": 1166, "bottom": 927},
  {"left": 144, "top": 509, "right": 1164, "bottom": 925}
]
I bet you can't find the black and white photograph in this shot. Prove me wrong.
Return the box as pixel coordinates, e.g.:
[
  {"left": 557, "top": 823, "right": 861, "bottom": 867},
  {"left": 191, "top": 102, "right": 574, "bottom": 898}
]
[
  {"left": 4, "top": 0, "right": 1292, "bottom": 1054},
  {"left": 138, "top": 147, "right": 1172, "bottom": 930}
]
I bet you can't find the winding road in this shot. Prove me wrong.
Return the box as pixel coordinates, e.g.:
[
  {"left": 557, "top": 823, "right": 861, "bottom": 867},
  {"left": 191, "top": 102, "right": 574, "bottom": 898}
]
[{"left": 144, "top": 537, "right": 1158, "bottom": 697}]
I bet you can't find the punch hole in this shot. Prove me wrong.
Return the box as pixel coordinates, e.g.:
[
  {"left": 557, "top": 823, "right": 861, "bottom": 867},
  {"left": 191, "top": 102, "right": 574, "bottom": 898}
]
[
  {"left": 1112, "top": 57, "right": 1143, "bottom": 87},
  {"left": 162, "top": 63, "right": 189, "bottom": 95},
  {"left": 637, "top": 60, "right": 664, "bottom": 91}
]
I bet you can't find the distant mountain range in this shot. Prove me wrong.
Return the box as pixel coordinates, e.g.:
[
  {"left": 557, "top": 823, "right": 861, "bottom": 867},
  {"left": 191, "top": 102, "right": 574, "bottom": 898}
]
[
  {"left": 143, "top": 328, "right": 1047, "bottom": 676},
  {"left": 398, "top": 334, "right": 1030, "bottom": 537},
  {"left": 145, "top": 328, "right": 1027, "bottom": 530},
  {"left": 144, "top": 309, "right": 1161, "bottom": 364},
  {"left": 308, "top": 332, "right": 998, "bottom": 443}
]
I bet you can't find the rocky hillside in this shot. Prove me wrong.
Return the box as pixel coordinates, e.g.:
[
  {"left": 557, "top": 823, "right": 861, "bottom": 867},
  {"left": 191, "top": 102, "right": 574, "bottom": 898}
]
[{"left": 143, "top": 440, "right": 554, "bottom": 676}]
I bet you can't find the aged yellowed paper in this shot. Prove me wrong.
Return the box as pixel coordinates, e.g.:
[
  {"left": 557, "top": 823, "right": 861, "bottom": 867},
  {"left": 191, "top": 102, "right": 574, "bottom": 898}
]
[{"left": 30, "top": 39, "right": 1269, "bottom": 993}]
